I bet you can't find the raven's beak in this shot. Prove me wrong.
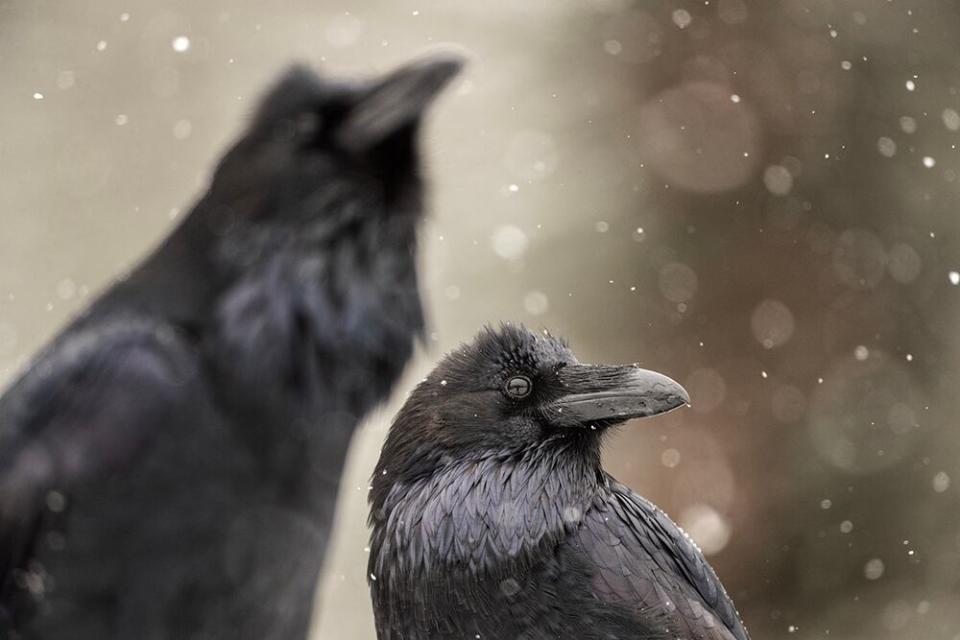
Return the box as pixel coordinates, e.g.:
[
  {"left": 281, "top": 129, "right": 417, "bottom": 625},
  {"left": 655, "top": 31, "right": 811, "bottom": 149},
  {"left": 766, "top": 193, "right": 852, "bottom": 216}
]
[
  {"left": 339, "top": 52, "right": 466, "bottom": 151},
  {"left": 544, "top": 364, "right": 689, "bottom": 428}
]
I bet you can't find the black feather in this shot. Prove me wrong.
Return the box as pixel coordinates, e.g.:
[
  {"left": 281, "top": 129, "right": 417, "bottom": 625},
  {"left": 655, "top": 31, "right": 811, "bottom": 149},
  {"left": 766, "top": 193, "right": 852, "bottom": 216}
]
[
  {"left": 369, "top": 324, "right": 749, "bottom": 640},
  {"left": 0, "top": 54, "right": 461, "bottom": 639}
]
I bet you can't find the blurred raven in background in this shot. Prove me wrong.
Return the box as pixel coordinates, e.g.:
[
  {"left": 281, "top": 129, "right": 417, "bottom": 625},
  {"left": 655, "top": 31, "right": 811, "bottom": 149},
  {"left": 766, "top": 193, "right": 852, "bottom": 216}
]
[
  {"left": 369, "top": 324, "right": 749, "bottom": 640},
  {"left": 0, "top": 54, "right": 462, "bottom": 639}
]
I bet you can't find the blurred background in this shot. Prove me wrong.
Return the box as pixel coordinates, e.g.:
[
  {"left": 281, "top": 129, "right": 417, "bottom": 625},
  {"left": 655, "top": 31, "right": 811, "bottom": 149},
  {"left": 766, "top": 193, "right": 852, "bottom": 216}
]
[{"left": 2, "top": 0, "right": 960, "bottom": 638}]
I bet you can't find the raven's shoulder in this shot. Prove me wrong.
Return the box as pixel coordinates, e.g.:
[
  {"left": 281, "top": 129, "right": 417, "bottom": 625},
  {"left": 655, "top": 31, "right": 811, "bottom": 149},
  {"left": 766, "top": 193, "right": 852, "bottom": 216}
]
[
  {"left": 0, "top": 313, "right": 200, "bottom": 607},
  {"left": 565, "top": 477, "right": 750, "bottom": 640},
  {"left": 0, "top": 313, "right": 199, "bottom": 449}
]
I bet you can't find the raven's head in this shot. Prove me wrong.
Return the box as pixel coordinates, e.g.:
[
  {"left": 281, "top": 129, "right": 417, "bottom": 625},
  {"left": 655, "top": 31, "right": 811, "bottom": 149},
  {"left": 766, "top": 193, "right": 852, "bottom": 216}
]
[
  {"left": 374, "top": 324, "right": 689, "bottom": 486},
  {"left": 184, "top": 53, "right": 463, "bottom": 271}
]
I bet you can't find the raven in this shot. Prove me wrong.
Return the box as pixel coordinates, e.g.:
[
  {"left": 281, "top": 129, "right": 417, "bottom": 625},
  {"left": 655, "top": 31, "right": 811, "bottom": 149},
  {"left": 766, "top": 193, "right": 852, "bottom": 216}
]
[
  {"left": 0, "top": 54, "right": 462, "bottom": 639},
  {"left": 369, "top": 324, "right": 749, "bottom": 640}
]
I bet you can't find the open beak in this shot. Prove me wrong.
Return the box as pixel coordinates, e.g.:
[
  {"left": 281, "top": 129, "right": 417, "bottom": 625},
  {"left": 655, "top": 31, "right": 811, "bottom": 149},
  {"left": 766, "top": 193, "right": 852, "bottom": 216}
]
[{"left": 543, "top": 364, "right": 689, "bottom": 428}]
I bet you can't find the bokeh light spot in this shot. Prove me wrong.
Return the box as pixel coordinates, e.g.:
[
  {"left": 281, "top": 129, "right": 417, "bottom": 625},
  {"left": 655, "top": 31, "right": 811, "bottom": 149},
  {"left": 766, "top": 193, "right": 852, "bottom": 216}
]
[
  {"left": 658, "top": 262, "right": 698, "bottom": 302},
  {"left": 490, "top": 225, "right": 529, "bottom": 260},
  {"left": 751, "top": 299, "right": 795, "bottom": 349},
  {"left": 636, "top": 82, "right": 760, "bottom": 193},
  {"left": 679, "top": 504, "right": 731, "bottom": 556}
]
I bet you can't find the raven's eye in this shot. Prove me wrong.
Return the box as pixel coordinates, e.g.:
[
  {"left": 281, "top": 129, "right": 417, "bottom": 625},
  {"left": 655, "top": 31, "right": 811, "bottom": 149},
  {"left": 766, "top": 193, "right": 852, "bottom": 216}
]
[{"left": 505, "top": 376, "right": 532, "bottom": 399}]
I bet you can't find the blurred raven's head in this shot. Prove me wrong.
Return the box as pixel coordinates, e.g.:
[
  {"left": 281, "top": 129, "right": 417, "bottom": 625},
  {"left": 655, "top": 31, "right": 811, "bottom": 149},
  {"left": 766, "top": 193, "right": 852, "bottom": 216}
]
[
  {"left": 374, "top": 324, "right": 689, "bottom": 486},
  {"left": 192, "top": 53, "right": 463, "bottom": 267}
]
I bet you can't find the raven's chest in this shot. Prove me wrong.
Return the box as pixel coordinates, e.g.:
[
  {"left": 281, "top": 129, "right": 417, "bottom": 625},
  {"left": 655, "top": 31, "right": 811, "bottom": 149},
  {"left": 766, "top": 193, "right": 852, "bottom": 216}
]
[
  {"left": 209, "top": 250, "right": 421, "bottom": 427},
  {"left": 371, "top": 552, "right": 649, "bottom": 640},
  {"left": 368, "top": 457, "right": 617, "bottom": 639}
]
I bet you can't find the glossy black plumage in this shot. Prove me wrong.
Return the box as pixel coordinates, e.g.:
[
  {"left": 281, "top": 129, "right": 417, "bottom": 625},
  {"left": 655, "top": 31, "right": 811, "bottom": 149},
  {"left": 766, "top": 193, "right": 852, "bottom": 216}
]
[
  {"left": 369, "top": 325, "right": 749, "bottom": 640},
  {"left": 0, "top": 55, "right": 461, "bottom": 639}
]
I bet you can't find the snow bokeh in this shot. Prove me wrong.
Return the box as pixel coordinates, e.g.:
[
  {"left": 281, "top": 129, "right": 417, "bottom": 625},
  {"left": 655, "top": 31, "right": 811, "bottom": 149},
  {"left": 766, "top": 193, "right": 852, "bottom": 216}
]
[{"left": 2, "top": 1, "right": 960, "bottom": 639}]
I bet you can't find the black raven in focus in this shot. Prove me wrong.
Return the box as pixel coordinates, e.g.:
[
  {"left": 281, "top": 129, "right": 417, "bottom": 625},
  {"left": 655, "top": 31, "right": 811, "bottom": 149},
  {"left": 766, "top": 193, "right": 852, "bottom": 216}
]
[
  {"left": 0, "top": 54, "right": 462, "bottom": 639},
  {"left": 369, "top": 324, "right": 749, "bottom": 640}
]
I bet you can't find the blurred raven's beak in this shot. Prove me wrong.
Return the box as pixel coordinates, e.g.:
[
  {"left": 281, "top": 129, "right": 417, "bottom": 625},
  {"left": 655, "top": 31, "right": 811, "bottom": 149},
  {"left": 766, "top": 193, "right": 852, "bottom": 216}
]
[
  {"left": 339, "top": 52, "right": 465, "bottom": 151},
  {"left": 543, "top": 364, "right": 689, "bottom": 428}
]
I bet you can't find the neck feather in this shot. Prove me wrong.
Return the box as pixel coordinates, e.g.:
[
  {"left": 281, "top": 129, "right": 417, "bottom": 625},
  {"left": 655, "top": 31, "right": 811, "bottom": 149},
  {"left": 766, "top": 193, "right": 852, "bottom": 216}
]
[{"left": 370, "top": 437, "right": 605, "bottom": 581}]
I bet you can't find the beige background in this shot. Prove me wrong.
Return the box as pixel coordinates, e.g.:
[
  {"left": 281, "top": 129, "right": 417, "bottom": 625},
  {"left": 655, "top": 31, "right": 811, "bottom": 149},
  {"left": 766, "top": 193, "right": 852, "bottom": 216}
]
[{"left": 3, "top": 1, "right": 960, "bottom": 638}]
